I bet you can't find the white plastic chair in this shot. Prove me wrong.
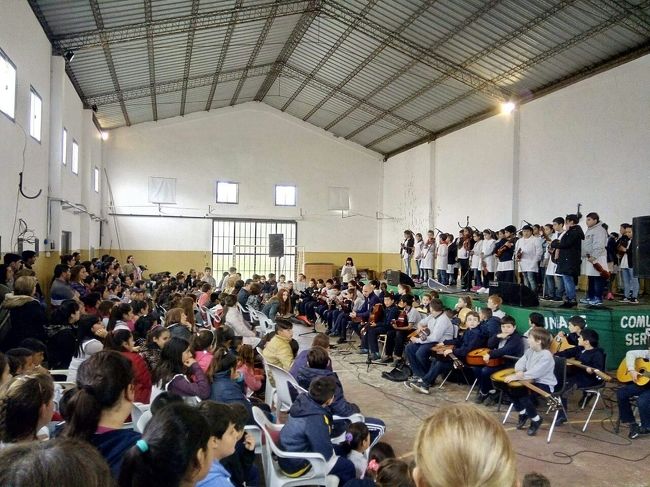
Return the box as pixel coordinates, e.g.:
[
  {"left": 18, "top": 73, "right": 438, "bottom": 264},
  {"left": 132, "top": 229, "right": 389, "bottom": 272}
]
[
  {"left": 252, "top": 407, "right": 339, "bottom": 487},
  {"left": 266, "top": 363, "right": 299, "bottom": 417},
  {"left": 257, "top": 347, "right": 277, "bottom": 409},
  {"left": 258, "top": 316, "right": 275, "bottom": 337},
  {"left": 244, "top": 424, "right": 263, "bottom": 455},
  {"left": 132, "top": 402, "right": 151, "bottom": 433}
]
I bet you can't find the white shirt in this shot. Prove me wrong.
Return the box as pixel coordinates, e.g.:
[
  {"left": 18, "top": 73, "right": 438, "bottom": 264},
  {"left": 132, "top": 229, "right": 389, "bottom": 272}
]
[{"left": 515, "top": 236, "right": 543, "bottom": 273}]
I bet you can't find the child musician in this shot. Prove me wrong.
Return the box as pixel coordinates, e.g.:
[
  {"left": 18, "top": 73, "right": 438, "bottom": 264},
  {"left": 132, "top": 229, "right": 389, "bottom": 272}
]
[
  {"left": 420, "top": 230, "right": 435, "bottom": 283},
  {"left": 480, "top": 229, "right": 497, "bottom": 292},
  {"left": 616, "top": 327, "right": 650, "bottom": 439},
  {"left": 435, "top": 234, "right": 449, "bottom": 285},
  {"left": 363, "top": 293, "right": 400, "bottom": 361},
  {"left": 470, "top": 231, "right": 483, "bottom": 291},
  {"left": 380, "top": 295, "right": 421, "bottom": 366},
  {"left": 503, "top": 327, "right": 556, "bottom": 436}
]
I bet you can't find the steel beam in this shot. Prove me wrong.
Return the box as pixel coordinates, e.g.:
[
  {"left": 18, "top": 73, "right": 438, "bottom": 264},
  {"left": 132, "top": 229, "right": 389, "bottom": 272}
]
[
  {"left": 596, "top": 0, "right": 650, "bottom": 36},
  {"left": 301, "top": 0, "right": 435, "bottom": 123},
  {"left": 343, "top": 0, "right": 573, "bottom": 141},
  {"left": 283, "top": 65, "right": 428, "bottom": 137},
  {"left": 52, "top": 1, "right": 313, "bottom": 52},
  {"left": 143, "top": 0, "right": 158, "bottom": 121},
  {"left": 89, "top": 0, "right": 130, "bottom": 126},
  {"left": 280, "top": 0, "right": 377, "bottom": 112},
  {"left": 27, "top": 0, "right": 88, "bottom": 108},
  {"left": 205, "top": 0, "right": 243, "bottom": 110},
  {"left": 323, "top": 0, "right": 509, "bottom": 102},
  {"left": 231, "top": 1, "right": 280, "bottom": 105},
  {"left": 255, "top": 0, "right": 322, "bottom": 102},
  {"left": 180, "top": 0, "right": 201, "bottom": 116},
  {"left": 367, "top": 0, "right": 650, "bottom": 150},
  {"left": 86, "top": 64, "right": 275, "bottom": 107}
]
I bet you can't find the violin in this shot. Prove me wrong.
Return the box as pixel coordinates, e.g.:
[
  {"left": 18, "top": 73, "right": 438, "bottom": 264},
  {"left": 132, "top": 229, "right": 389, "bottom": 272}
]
[
  {"left": 516, "top": 248, "right": 523, "bottom": 261},
  {"left": 369, "top": 303, "right": 383, "bottom": 324},
  {"left": 495, "top": 238, "right": 514, "bottom": 258}
]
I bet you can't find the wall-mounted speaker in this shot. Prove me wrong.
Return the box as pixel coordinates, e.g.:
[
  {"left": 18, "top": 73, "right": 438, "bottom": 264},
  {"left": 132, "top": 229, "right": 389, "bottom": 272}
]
[{"left": 632, "top": 215, "right": 650, "bottom": 278}]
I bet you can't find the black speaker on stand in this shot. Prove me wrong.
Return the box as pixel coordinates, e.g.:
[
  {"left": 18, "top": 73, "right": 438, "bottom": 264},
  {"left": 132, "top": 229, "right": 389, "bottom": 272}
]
[
  {"left": 269, "top": 234, "right": 284, "bottom": 258},
  {"left": 633, "top": 216, "right": 650, "bottom": 278}
]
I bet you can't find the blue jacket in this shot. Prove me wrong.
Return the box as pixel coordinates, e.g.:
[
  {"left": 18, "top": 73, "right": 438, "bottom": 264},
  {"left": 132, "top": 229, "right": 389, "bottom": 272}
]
[
  {"left": 90, "top": 429, "right": 141, "bottom": 478},
  {"left": 196, "top": 460, "right": 235, "bottom": 487},
  {"left": 296, "top": 367, "right": 360, "bottom": 418},
  {"left": 444, "top": 327, "right": 485, "bottom": 360},
  {"left": 210, "top": 370, "right": 253, "bottom": 423},
  {"left": 487, "top": 331, "right": 524, "bottom": 359},
  {"left": 290, "top": 349, "right": 332, "bottom": 378},
  {"left": 381, "top": 305, "right": 400, "bottom": 327},
  {"left": 279, "top": 393, "right": 334, "bottom": 474},
  {"left": 479, "top": 316, "right": 501, "bottom": 340}
]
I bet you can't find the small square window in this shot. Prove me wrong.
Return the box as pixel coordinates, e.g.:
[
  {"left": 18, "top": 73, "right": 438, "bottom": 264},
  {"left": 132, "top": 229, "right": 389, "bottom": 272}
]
[
  {"left": 93, "top": 167, "right": 100, "bottom": 192},
  {"left": 0, "top": 50, "right": 16, "bottom": 120},
  {"left": 275, "top": 185, "right": 296, "bottom": 206},
  {"left": 62, "top": 128, "right": 67, "bottom": 165},
  {"left": 216, "top": 181, "right": 238, "bottom": 204},
  {"left": 29, "top": 88, "right": 42, "bottom": 141},
  {"left": 72, "top": 140, "right": 79, "bottom": 175}
]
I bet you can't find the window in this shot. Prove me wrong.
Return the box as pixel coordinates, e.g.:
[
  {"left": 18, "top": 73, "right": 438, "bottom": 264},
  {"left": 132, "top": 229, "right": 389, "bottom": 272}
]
[
  {"left": 275, "top": 185, "right": 296, "bottom": 206},
  {"left": 71, "top": 140, "right": 79, "bottom": 175},
  {"left": 29, "top": 88, "right": 42, "bottom": 141},
  {"left": 93, "top": 167, "right": 100, "bottom": 192},
  {"left": 62, "top": 128, "right": 67, "bottom": 164},
  {"left": 216, "top": 181, "right": 238, "bottom": 204},
  {"left": 0, "top": 50, "right": 16, "bottom": 119}
]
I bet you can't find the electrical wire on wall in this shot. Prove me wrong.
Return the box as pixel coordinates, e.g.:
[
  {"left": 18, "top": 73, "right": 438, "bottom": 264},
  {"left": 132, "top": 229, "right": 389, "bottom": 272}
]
[{"left": 9, "top": 120, "right": 43, "bottom": 251}]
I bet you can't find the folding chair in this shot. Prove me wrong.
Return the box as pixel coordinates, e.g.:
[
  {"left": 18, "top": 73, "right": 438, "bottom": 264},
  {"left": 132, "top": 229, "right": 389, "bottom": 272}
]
[
  {"left": 576, "top": 352, "right": 608, "bottom": 432},
  {"left": 252, "top": 407, "right": 339, "bottom": 487},
  {"left": 266, "top": 363, "right": 300, "bottom": 417}
]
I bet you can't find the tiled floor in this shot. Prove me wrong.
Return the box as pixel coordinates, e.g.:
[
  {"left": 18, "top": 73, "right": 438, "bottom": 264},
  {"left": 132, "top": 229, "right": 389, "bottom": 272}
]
[{"left": 292, "top": 322, "right": 650, "bottom": 487}]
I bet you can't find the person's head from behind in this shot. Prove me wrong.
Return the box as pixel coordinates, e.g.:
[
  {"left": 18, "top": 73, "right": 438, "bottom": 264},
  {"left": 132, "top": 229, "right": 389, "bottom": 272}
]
[
  {"left": 215, "top": 326, "right": 235, "bottom": 349},
  {"left": 197, "top": 401, "right": 240, "bottom": 461},
  {"left": 192, "top": 329, "right": 216, "bottom": 354},
  {"left": 12, "top": 276, "right": 36, "bottom": 297},
  {"left": 479, "top": 307, "right": 493, "bottom": 321},
  {"left": 307, "top": 346, "right": 329, "bottom": 370},
  {"left": 108, "top": 303, "right": 134, "bottom": 331},
  {"left": 119, "top": 403, "right": 211, "bottom": 487},
  {"left": 528, "top": 312, "right": 545, "bottom": 329},
  {"left": 0, "top": 438, "right": 113, "bottom": 487},
  {"left": 237, "top": 344, "right": 255, "bottom": 367},
  {"left": 63, "top": 351, "right": 134, "bottom": 441},
  {"left": 6, "top": 348, "right": 34, "bottom": 375},
  {"left": 0, "top": 373, "right": 54, "bottom": 443},
  {"left": 522, "top": 472, "right": 551, "bottom": 487},
  {"left": 19, "top": 338, "right": 47, "bottom": 367},
  {"left": 311, "top": 333, "right": 330, "bottom": 350},
  {"left": 376, "top": 458, "right": 415, "bottom": 487},
  {"left": 149, "top": 391, "right": 183, "bottom": 416},
  {"left": 52, "top": 299, "right": 81, "bottom": 327},
  {"left": 366, "top": 441, "right": 396, "bottom": 479},
  {"left": 308, "top": 376, "right": 336, "bottom": 406},
  {"left": 413, "top": 404, "right": 517, "bottom": 487},
  {"left": 346, "top": 421, "right": 370, "bottom": 454},
  {"left": 104, "top": 329, "right": 135, "bottom": 353},
  {"left": 487, "top": 294, "right": 502, "bottom": 311},
  {"left": 207, "top": 347, "right": 238, "bottom": 380}
]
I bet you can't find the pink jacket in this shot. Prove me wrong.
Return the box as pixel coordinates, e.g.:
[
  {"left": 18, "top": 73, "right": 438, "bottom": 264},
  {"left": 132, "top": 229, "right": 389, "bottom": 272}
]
[{"left": 194, "top": 350, "right": 214, "bottom": 373}]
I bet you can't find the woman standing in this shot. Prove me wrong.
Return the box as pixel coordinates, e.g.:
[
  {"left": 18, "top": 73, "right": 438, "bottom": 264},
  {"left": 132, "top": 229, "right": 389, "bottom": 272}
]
[
  {"left": 400, "top": 230, "right": 415, "bottom": 278},
  {"left": 340, "top": 257, "right": 358, "bottom": 286}
]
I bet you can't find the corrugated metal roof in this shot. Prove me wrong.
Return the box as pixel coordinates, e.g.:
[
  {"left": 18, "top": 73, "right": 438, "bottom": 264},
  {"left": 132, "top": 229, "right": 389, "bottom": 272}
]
[{"left": 28, "top": 0, "right": 650, "bottom": 157}]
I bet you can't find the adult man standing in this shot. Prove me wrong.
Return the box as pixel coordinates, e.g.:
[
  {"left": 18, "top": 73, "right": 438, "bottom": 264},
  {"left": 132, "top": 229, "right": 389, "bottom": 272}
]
[{"left": 551, "top": 214, "right": 584, "bottom": 308}]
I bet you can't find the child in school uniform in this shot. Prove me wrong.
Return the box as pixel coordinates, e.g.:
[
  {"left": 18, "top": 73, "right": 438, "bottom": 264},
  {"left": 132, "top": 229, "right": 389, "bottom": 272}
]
[
  {"left": 279, "top": 376, "right": 356, "bottom": 485},
  {"left": 435, "top": 234, "right": 449, "bottom": 285},
  {"left": 503, "top": 327, "right": 557, "bottom": 436},
  {"left": 414, "top": 233, "right": 424, "bottom": 283}
]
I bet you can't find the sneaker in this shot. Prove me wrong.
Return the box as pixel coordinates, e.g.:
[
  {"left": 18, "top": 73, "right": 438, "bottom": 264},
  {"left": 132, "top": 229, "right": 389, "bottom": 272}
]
[
  {"left": 559, "top": 300, "right": 577, "bottom": 308},
  {"left": 484, "top": 392, "right": 500, "bottom": 406},
  {"left": 619, "top": 298, "right": 631, "bottom": 303},
  {"left": 554, "top": 415, "right": 568, "bottom": 426},
  {"left": 606, "top": 292, "right": 614, "bottom": 300},
  {"left": 579, "top": 298, "right": 592, "bottom": 305},
  {"left": 629, "top": 423, "right": 640, "bottom": 439},
  {"left": 380, "top": 356, "right": 393, "bottom": 364},
  {"left": 516, "top": 413, "right": 529, "bottom": 430},
  {"left": 475, "top": 392, "right": 489, "bottom": 404},
  {"left": 630, "top": 298, "right": 639, "bottom": 304},
  {"left": 336, "top": 337, "right": 347, "bottom": 344},
  {"left": 411, "top": 382, "right": 430, "bottom": 394},
  {"left": 471, "top": 285, "right": 481, "bottom": 292},
  {"left": 527, "top": 418, "right": 543, "bottom": 436},
  {"left": 541, "top": 295, "right": 553, "bottom": 301},
  {"left": 552, "top": 296, "right": 563, "bottom": 302},
  {"left": 358, "top": 348, "right": 369, "bottom": 354},
  {"left": 371, "top": 352, "right": 381, "bottom": 361}
]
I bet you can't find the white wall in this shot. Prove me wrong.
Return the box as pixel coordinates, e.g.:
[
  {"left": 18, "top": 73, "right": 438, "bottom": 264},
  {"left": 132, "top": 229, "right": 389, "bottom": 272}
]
[
  {"left": 103, "top": 103, "right": 383, "bottom": 252},
  {"left": 382, "top": 53, "right": 650, "bottom": 245},
  {"left": 0, "top": 0, "right": 103, "bottom": 256},
  {"left": 0, "top": 0, "right": 51, "bottom": 253}
]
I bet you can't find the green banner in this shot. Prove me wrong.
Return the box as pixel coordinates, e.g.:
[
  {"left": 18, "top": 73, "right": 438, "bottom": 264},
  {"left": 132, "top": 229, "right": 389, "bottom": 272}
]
[{"left": 389, "top": 286, "right": 649, "bottom": 369}]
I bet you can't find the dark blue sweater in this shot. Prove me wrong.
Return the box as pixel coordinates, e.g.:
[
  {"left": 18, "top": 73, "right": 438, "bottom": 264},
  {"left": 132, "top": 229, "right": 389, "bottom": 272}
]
[{"left": 91, "top": 428, "right": 141, "bottom": 478}]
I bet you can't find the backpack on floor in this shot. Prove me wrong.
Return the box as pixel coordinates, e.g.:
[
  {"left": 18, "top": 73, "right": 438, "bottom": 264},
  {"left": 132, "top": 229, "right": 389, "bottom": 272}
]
[{"left": 381, "top": 360, "right": 412, "bottom": 382}]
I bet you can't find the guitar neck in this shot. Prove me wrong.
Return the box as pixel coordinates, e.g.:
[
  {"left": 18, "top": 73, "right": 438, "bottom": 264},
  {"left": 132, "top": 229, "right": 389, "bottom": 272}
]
[
  {"left": 567, "top": 359, "right": 612, "bottom": 381},
  {"left": 519, "top": 380, "right": 552, "bottom": 398}
]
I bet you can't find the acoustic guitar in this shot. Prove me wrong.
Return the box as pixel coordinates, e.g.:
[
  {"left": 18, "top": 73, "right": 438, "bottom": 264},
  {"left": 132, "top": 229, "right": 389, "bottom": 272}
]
[
  {"left": 616, "top": 357, "right": 650, "bottom": 386},
  {"left": 566, "top": 358, "right": 611, "bottom": 382},
  {"left": 466, "top": 348, "right": 504, "bottom": 367},
  {"left": 431, "top": 344, "right": 462, "bottom": 368},
  {"left": 491, "top": 368, "right": 561, "bottom": 408},
  {"left": 549, "top": 335, "right": 575, "bottom": 355},
  {"left": 360, "top": 303, "right": 384, "bottom": 337}
]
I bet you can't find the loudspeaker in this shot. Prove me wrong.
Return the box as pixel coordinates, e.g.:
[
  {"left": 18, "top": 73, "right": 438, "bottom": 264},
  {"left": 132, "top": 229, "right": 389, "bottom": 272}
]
[
  {"left": 385, "top": 269, "right": 415, "bottom": 288},
  {"left": 633, "top": 216, "right": 650, "bottom": 278},
  {"left": 489, "top": 282, "right": 539, "bottom": 307},
  {"left": 269, "top": 234, "right": 284, "bottom": 258}
]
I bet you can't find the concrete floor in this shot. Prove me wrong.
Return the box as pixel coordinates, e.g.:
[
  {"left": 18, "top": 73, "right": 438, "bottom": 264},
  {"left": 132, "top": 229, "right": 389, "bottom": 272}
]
[{"left": 292, "top": 322, "right": 650, "bottom": 487}]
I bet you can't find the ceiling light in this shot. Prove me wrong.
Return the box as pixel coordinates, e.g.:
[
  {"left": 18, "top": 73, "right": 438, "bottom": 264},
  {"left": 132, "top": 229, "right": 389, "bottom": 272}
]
[
  {"left": 101, "top": 131, "right": 109, "bottom": 141},
  {"left": 501, "top": 101, "right": 516, "bottom": 114}
]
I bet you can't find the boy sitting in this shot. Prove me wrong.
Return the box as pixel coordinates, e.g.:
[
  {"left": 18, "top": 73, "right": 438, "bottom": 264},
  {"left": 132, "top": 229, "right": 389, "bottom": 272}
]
[
  {"left": 197, "top": 401, "right": 241, "bottom": 487},
  {"left": 279, "top": 376, "right": 356, "bottom": 485}
]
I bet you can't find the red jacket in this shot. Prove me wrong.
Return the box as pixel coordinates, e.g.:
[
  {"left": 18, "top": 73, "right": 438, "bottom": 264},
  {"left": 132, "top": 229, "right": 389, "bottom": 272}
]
[{"left": 122, "top": 351, "right": 152, "bottom": 404}]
